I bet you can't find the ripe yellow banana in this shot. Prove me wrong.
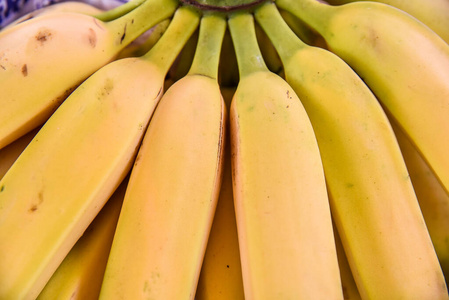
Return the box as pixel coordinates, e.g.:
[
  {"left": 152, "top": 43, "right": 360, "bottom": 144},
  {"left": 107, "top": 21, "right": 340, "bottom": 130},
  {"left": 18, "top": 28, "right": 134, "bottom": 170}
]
[
  {"left": 0, "top": 0, "right": 178, "bottom": 150},
  {"left": 332, "top": 221, "right": 361, "bottom": 300},
  {"left": 390, "top": 119, "right": 449, "bottom": 283},
  {"left": 228, "top": 12, "right": 343, "bottom": 300},
  {"left": 323, "top": 0, "right": 449, "bottom": 44},
  {"left": 276, "top": 0, "right": 449, "bottom": 197},
  {"left": 36, "top": 177, "right": 127, "bottom": 300},
  {"left": 4, "top": 1, "right": 104, "bottom": 30},
  {"left": 0, "top": 5, "right": 195, "bottom": 299},
  {"left": 99, "top": 11, "right": 225, "bottom": 300},
  {"left": 196, "top": 86, "right": 244, "bottom": 300},
  {"left": 254, "top": 2, "right": 448, "bottom": 298}
]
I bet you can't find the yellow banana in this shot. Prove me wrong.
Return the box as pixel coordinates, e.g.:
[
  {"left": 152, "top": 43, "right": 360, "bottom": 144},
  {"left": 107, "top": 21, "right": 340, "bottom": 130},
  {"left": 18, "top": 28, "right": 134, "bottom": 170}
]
[
  {"left": 254, "top": 2, "right": 448, "bottom": 298},
  {"left": 0, "top": 128, "right": 38, "bottom": 180},
  {"left": 390, "top": 119, "right": 449, "bottom": 283},
  {"left": 3, "top": 1, "right": 104, "bottom": 30},
  {"left": 228, "top": 12, "right": 343, "bottom": 300},
  {"left": 36, "top": 177, "right": 127, "bottom": 300},
  {"left": 323, "top": 0, "right": 449, "bottom": 44},
  {"left": 0, "top": 5, "right": 195, "bottom": 299},
  {"left": 0, "top": 0, "right": 178, "bottom": 150},
  {"left": 99, "top": 11, "right": 225, "bottom": 300},
  {"left": 276, "top": 0, "right": 449, "bottom": 197},
  {"left": 195, "top": 85, "right": 244, "bottom": 300},
  {"left": 332, "top": 221, "right": 361, "bottom": 300}
]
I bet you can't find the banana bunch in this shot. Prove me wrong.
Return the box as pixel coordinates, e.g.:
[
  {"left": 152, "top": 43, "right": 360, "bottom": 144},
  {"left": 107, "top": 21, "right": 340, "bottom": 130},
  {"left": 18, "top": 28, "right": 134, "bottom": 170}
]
[
  {"left": 1, "top": 0, "right": 449, "bottom": 299},
  {"left": 323, "top": 0, "right": 449, "bottom": 44}
]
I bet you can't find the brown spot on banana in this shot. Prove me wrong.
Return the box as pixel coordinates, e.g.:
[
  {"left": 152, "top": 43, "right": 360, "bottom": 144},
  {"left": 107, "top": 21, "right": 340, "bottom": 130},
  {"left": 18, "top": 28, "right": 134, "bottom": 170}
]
[
  {"left": 134, "top": 154, "right": 142, "bottom": 166},
  {"left": 21, "top": 64, "right": 28, "bottom": 76},
  {"left": 88, "top": 28, "right": 97, "bottom": 48},
  {"left": 29, "top": 191, "right": 44, "bottom": 212},
  {"left": 120, "top": 24, "right": 127, "bottom": 44},
  {"left": 35, "top": 29, "right": 53, "bottom": 44}
]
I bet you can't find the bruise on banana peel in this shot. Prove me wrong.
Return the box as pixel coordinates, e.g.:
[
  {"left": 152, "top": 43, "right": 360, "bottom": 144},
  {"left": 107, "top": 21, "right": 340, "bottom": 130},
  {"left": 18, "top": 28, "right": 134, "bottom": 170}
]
[
  {"left": 29, "top": 191, "right": 44, "bottom": 213},
  {"left": 35, "top": 29, "right": 53, "bottom": 44}
]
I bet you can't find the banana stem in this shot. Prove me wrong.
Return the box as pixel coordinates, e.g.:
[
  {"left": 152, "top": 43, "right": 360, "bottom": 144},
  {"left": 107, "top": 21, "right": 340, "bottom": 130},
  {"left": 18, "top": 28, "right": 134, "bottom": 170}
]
[
  {"left": 188, "top": 13, "right": 227, "bottom": 80},
  {"left": 228, "top": 12, "right": 268, "bottom": 78},
  {"left": 95, "top": 0, "right": 147, "bottom": 22},
  {"left": 254, "top": 2, "right": 305, "bottom": 64},
  {"left": 143, "top": 6, "right": 200, "bottom": 74},
  {"left": 104, "top": 0, "right": 179, "bottom": 49},
  {"left": 275, "top": 0, "right": 332, "bottom": 35}
]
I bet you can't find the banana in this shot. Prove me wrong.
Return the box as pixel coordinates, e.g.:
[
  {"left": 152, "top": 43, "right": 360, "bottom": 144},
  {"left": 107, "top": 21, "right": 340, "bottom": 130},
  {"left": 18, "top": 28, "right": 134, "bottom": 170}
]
[
  {"left": 3, "top": 1, "right": 104, "bottom": 30},
  {"left": 254, "top": 2, "right": 448, "bottom": 298},
  {"left": 0, "top": 0, "right": 178, "bottom": 150},
  {"left": 323, "top": 0, "right": 449, "bottom": 44},
  {"left": 99, "top": 11, "right": 225, "bottom": 300},
  {"left": 0, "top": 127, "right": 39, "bottom": 180},
  {"left": 195, "top": 86, "right": 245, "bottom": 300},
  {"left": 0, "top": 5, "right": 196, "bottom": 299},
  {"left": 228, "top": 12, "right": 343, "bottom": 300},
  {"left": 390, "top": 119, "right": 449, "bottom": 283},
  {"left": 276, "top": 0, "right": 449, "bottom": 197},
  {"left": 36, "top": 177, "right": 127, "bottom": 300},
  {"left": 332, "top": 220, "right": 361, "bottom": 300}
]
